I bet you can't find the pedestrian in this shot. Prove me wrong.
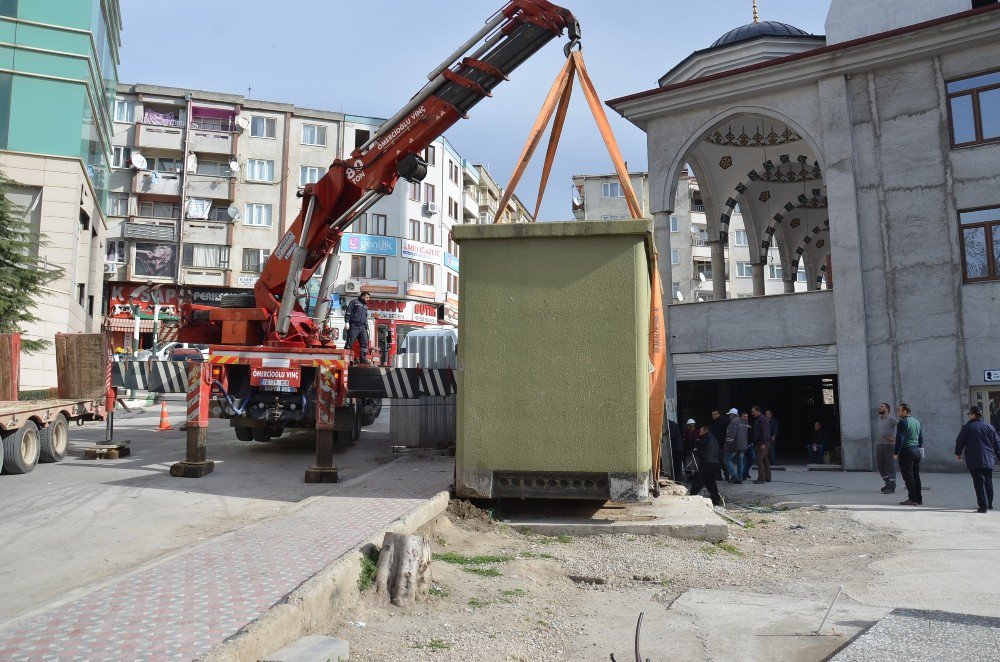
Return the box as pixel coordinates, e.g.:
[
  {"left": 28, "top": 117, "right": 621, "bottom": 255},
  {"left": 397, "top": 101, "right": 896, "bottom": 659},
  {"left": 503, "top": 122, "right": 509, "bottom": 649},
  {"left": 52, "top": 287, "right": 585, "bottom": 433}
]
[
  {"left": 894, "top": 403, "right": 924, "bottom": 506},
  {"left": 875, "top": 402, "right": 899, "bottom": 493},
  {"left": 344, "top": 291, "right": 372, "bottom": 364},
  {"left": 752, "top": 405, "right": 772, "bottom": 483},
  {"left": 806, "top": 421, "right": 829, "bottom": 464},
  {"left": 724, "top": 408, "right": 746, "bottom": 484},
  {"left": 688, "top": 424, "right": 724, "bottom": 507},
  {"left": 742, "top": 410, "right": 756, "bottom": 480},
  {"left": 668, "top": 417, "right": 684, "bottom": 481},
  {"left": 766, "top": 408, "right": 779, "bottom": 464},
  {"left": 681, "top": 419, "right": 700, "bottom": 484},
  {"left": 954, "top": 405, "right": 1000, "bottom": 513},
  {"left": 710, "top": 409, "right": 730, "bottom": 481}
]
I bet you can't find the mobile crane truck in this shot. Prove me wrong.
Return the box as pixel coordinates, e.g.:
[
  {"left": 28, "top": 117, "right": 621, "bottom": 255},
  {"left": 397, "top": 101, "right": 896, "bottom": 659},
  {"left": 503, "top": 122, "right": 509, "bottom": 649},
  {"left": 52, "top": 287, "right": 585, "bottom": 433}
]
[{"left": 175, "top": 1, "right": 580, "bottom": 481}]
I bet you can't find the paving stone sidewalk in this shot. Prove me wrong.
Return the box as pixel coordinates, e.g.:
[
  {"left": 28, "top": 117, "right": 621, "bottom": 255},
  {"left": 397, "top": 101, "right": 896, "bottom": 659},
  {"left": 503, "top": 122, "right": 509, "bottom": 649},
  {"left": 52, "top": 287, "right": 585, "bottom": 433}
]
[
  {"left": 0, "top": 457, "right": 452, "bottom": 661},
  {"left": 832, "top": 608, "right": 1000, "bottom": 661}
]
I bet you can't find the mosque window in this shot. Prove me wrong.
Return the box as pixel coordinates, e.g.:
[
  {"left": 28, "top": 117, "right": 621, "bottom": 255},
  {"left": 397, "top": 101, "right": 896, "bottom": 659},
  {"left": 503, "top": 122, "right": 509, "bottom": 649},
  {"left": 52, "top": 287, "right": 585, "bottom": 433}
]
[
  {"left": 958, "top": 206, "right": 1000, "bottom": 283},
  {"left": 946, "top": 69, "right": 1000, "bottom": 147}
]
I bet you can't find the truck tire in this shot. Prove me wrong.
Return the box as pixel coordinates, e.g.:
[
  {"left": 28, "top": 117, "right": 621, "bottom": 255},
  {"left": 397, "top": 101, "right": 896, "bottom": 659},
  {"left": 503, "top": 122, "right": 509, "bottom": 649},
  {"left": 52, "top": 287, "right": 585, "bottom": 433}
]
[
  {"left": 251, "top": 428, "right": 272, "bottom": 443},
  {"left": 39, "top": 413, "right": 69, "bottom": 463},
  {"left": 234, "top": 426, "right": 253, "bottom": 441},
  {"left": 361, "top": 398, "right": 382, "bottom": 427},
  {"left": 3, "top": 420, "right": 41, "bottom": 474},
  {"left": 220, "top": 293, "right": 257, "bottom": 308}
]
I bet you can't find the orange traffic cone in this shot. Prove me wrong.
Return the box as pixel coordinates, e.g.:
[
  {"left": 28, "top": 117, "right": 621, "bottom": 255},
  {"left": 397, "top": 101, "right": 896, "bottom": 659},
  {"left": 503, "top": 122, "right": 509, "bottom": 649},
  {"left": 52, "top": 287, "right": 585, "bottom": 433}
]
[{"left": 157, "top": 401, "right": 172, "bottom": 431}]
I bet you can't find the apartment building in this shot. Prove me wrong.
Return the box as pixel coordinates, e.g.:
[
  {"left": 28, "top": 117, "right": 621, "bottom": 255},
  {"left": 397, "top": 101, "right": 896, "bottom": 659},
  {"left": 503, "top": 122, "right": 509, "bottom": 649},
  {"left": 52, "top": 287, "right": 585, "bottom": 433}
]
[
  {"left": 465, "top": 164, "right": 533, "bottom": 225},
  {"left": 572, "top": 171, "right": 807, "bottom": 302},
  {"left": 0, "top": 0, "right": 122, "bottom": 389}
]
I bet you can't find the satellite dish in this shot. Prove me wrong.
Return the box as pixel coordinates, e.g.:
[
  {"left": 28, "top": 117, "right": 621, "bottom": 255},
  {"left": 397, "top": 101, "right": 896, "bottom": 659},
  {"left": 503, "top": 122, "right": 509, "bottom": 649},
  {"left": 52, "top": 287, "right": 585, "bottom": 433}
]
[
  {"left": 226, "top": 205, "right": 240, "bottom": 220},
  {"left": 234, "top": 115, "right": 250, "bottom": 131},
  {"left": 698, "top": 272, "right": 706, "bottom": 283},
  {"left": 229, "top": 159, "right": 240, "bottom": 173},
  {"left": 690, "top": 225, "right": 699, "bottom": 234},
  {"left": 130, "top": 152, "right": 147, "bottom": 170},
  {"left": 676, "top": 291, "right": 684, "bottom": 302}
]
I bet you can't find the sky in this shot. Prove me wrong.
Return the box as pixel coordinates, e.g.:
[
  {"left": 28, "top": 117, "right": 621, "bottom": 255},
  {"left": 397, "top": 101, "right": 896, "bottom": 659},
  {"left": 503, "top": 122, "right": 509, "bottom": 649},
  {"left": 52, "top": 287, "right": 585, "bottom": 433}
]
[{"left": 118, "top": 0, "right": 832, "bottom": 221}]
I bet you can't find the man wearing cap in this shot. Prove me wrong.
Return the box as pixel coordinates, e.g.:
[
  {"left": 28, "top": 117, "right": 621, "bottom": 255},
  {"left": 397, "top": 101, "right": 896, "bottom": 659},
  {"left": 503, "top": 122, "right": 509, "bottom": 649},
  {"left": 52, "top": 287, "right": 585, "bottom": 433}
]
[
  {"left": 344, "top": 291, "right": 372, "bottom": 364},
  {"left": 724, "top": 408, "right": 746, "bottom": 484},
  {"left": 954, "top": 405, "right": 1000, "bottom": 513}
]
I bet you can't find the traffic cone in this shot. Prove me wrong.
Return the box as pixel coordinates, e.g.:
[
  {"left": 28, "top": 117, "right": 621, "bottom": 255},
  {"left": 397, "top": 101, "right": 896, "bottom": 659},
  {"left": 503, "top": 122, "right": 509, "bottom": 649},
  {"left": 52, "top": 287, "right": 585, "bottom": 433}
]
[{"left": 158, "top": 401, "right": 172, "bottom": 431}]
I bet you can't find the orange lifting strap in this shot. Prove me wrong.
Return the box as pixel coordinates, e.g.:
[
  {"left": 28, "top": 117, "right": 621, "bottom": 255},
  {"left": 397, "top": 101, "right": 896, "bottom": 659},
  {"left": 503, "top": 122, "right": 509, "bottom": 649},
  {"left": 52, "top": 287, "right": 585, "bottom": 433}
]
[{"left": 495, "top": 50, "right": 667, "bottom": 490}]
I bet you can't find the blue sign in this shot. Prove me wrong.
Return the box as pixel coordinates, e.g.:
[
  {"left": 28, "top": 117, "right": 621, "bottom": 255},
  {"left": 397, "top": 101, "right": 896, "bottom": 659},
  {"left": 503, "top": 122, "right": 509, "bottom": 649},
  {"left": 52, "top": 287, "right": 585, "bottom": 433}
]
[
  {"left": 444, "top": 252, "right": 459, "bottom": 273},
  {"left": 340, "top": 233, "right": 398, "bottom": 256}
]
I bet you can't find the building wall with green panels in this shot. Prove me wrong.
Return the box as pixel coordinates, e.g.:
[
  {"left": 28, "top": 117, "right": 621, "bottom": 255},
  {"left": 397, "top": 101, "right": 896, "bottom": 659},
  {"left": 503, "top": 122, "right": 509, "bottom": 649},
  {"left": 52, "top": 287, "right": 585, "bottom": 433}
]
[{"left": 452, "top": 220, "right": 654, "bottom": 500}]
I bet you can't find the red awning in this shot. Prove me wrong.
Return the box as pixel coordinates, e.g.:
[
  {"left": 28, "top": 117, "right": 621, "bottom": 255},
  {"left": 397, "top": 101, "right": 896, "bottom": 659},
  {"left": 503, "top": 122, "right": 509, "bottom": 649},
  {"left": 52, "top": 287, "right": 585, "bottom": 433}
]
[{"left": 104, "top": 318, "right": 156, "bottom": 333}]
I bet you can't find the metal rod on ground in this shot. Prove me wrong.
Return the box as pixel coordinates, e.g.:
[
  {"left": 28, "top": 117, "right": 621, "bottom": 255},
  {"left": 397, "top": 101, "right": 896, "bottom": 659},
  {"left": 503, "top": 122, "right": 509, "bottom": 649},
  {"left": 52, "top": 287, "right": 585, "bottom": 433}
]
[
  {"left": 634, "top": 612, "right": 643, "bottom": 662},
  {"left": 816, "top": 585, "right": 844, "bottom": 635}
]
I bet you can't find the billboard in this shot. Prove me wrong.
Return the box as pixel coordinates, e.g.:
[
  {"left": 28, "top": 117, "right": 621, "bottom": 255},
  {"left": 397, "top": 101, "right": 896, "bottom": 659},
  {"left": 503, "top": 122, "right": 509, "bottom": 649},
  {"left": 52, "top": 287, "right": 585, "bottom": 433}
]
[
  {"left": 133, "top": 242, "right": 177, "bottom": 278},
  {"left": 341, "top": 233, "right": 398, "bottom": 256},
  {"left": 444, "top": 252, "right": 459, "bottom": 272},
  {"left": 402, "top": 239, "right": 442, "bottom": 261}
]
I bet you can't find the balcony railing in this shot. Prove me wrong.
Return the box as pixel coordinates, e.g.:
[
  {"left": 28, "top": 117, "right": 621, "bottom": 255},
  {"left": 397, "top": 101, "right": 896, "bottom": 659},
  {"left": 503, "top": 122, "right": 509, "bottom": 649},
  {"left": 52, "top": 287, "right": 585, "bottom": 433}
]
[
  {"left": 691, "top": 204, "right": 706, "bottom": 212},
  {"left": 133, "top": 171, "right": 182, "bottom": 196}
]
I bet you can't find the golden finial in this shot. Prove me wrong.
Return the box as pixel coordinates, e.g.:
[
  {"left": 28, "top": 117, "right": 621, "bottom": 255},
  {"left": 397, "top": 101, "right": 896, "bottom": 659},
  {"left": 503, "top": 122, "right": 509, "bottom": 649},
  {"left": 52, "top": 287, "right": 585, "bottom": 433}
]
[{"left": 753, "top": 0, "right": 759, "bottom": 23}]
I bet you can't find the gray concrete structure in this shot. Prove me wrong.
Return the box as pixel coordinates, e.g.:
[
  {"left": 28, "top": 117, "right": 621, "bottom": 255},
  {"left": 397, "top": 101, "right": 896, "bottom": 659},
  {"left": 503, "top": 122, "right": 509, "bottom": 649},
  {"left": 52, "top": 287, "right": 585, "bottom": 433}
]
[{"left": 610, "top": 3, "right": 1000, "bottom": 471}]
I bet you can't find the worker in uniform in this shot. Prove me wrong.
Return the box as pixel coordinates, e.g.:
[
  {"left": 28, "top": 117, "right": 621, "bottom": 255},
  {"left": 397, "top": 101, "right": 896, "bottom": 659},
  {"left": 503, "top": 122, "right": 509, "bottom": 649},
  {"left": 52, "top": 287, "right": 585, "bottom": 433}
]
[{"left": 344, "top": 291, "right": 372, "bottom": 364}]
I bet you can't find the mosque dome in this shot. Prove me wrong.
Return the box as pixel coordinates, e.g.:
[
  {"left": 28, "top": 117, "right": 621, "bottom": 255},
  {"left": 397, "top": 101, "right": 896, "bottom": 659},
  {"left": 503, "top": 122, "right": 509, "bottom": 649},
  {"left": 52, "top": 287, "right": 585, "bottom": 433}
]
[{"left": 709, "top": 20, "right": 812, "bottom": 50}]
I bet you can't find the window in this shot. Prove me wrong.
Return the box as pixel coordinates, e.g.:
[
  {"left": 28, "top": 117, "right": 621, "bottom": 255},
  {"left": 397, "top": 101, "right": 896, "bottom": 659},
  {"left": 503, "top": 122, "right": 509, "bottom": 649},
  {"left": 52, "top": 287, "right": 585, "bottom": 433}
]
[
  {"left": 768, "top": 264, "right": 783, "bottom": 280},
  {"left": 352, "top": 213, "right": 369, "bottom": 234},
  {"left": 182, "top": 244, "right": 230, "bottom": 269},
  {"left": 947, "top": 69, "right": 1000, "bottom": 147},
  {"left": 139, "top": 201, "right": 180, "bottom": 219},
  {"left": 409, "top": 181, "right": 421, "bottom": 202},
  {"left": 77, "top": 284, "right": 85, "bottom": 305},
  {"left": 354, "top": 128, "right": 371, "bottom": 147},
  {"left": 242, "top": 248, "right": 270, "bottom": 273},
  {"left": 408, "top": 260, "right": 420, "bottom": 283},
  {"left": 301, "top": 123, "right": 327, "bottom": 146},
  {"left": 371, "top": 256, "right": 386, "bottom": 279},
  {"left": 448, "top": 160, "right": 460, "bottom": 183},
  {"left": 246, "top": 159, "right": 274, "bottom": 182},
  {"left": 207, "top": 206, "right": 229, "bottom": 222},
  {"left": 371, "top": 213, "right": 388, "bottom": 236},
  {"left": 409, "top": 219, "right": 420, "bottom": 240},
  {"left": 670, "top": 215, "right": 678, "bottom": 232},
  {"left": 797, "top": 267, "right": 807, "bottom": 282},
  {"left": 112, "top": 146, "right": 131, "bottom": 169},
  {"left": 448, "top": 197, "right": 459, "bottom": 220},
  {"left": 447, "top": 272, "right": 459, "bottom": 294},
  {"left": 244, "top": 203, "right": 273, "bottom": 227},
  {"left": 672, "top": 281, "right": 681, "bottom": 298},
  {"left": 478, "top": 212, "right": 490, "bottom": 224},
  {"left": 106, "top": 239, "right": 126, "bottom": 263},
  {"left": 736, "top": 261, "right": 752, "bottom": 277},
  {"left": 300, "top": 166, "right": 322, "bottom": 185},
  {"left": 959, "top": 205, "right": 1000, "bottom": 282},
  {"left": 250, "top": 116, "right": 276, "bottom": 138},
  {"left": 152, "top": 157, "right": 181, "bottom": 173},
  {"left": 671, "top": 249, "right": 680, "bottom": 264},
  {"left": 423, "top": 145, "right": 436, "bottom": 166},
  {"left": 107, "top": 193, "right": 129, "bottom": 217},
  {"left": 602, "top": 182, "right": 624, "bottom": 198},
  {"left": 448, "top": 236, "right": 460, "bottom": 256},
  {"left": 351, "top": 255, "right": 367, "bottom": 278},
  {"left": 734, "top": 229, "right": 748, "bottom": 246},
  {"left": 423, "top": 223, "right": 435, "bottom": 245},
  {"left": 422, "top": 263, "right": 435, "bottom": 285},
  {"left": 424, "top": 183, "right": 436, "bottom": 205},
  {"left": 87, "top": 295, "right": 95, "bottom": 317},
  {"left": 113, "top": 99, "right": 134, "bottom": 123},
  {"left": 197, "top": 160, "right": 229, "bottom": 177}
]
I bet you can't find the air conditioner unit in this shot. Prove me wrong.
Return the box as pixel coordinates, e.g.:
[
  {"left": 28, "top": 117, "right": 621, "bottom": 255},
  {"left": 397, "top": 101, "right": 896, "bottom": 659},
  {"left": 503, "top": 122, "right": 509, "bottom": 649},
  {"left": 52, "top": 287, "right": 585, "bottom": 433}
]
[
  {"left": 104, "top": 263, "right": 118, "bottom": 274},
  {"left": 344, "top": 280, "right": 361, "bottom": 294},
  {"left": 425, "top": 201, "right": 439, "bottom": 215}
]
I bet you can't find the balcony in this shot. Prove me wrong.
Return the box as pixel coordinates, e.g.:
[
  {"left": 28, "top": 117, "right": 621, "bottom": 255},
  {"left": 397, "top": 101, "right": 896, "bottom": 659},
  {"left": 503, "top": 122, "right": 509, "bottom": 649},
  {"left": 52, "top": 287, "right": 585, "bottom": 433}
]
[
  {"left": 691, "top": 244, "right": 711, "bottom": 260},
  {"left": 182, "top": 267, "right": 227, "bottom": 287},
  {"left": 133, "top": 171, "right": 181, "bottom": 197},
  {"left": 124, "top": 219, "right": 179, "bottom": 242},
  {"left": 186, "top": 174, "right": 233, "bottom": 201},
  {"left": 135, "top": 123, "right": 183, "bottom": 151},
  {"left": 182, "top": 220, "right": 228, "bottom": 244},
  {"left": 188, "top": 128, "right": 233, "bottom": 155}
]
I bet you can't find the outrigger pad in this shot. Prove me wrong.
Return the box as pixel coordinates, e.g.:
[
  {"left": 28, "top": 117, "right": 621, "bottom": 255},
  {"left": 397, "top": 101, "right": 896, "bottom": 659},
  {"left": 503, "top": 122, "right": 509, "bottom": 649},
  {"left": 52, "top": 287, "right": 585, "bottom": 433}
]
[{"left": 305, "top": 466, "right": 340, "bottom": 483}]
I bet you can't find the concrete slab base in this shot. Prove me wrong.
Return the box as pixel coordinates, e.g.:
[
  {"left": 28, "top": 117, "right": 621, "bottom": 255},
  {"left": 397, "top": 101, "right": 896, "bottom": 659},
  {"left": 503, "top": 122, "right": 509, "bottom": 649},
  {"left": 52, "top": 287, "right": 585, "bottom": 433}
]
[
  {"left": 830, "top": 608, "right": 1000, "bottom": 661},
  {"left": 503, "top": 494, "right": 729, "bottom": 541},
  {"left": 261, "top": 635, "right": 348, "bottom": 662}
]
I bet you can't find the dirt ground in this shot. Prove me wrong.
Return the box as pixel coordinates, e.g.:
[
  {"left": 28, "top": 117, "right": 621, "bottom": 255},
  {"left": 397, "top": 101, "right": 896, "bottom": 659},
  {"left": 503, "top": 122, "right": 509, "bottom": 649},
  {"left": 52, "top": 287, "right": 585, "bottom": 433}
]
[{"left": 333, "top": 493, "right": 900, "bottom": 661}]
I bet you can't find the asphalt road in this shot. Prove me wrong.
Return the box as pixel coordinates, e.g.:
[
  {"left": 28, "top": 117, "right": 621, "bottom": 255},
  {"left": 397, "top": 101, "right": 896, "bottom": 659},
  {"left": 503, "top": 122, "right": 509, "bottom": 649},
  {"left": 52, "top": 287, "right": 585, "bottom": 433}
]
[{"left": 0, "top": 395, "right": 395, "bottom": 625}]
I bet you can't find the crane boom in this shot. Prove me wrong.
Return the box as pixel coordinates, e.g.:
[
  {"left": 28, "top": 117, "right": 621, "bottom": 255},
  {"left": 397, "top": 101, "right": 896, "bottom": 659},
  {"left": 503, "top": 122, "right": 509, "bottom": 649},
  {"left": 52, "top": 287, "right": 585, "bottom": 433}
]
[{"left": 218, "top": 0, "right": 580, "bottom": 347}]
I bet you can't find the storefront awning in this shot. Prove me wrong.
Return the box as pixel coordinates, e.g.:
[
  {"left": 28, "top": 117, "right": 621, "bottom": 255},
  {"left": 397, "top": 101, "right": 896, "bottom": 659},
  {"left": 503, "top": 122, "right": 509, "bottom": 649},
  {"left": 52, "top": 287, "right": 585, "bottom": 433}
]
[{"left": 104, "top": 318, "right": 157, "bottom": 333}]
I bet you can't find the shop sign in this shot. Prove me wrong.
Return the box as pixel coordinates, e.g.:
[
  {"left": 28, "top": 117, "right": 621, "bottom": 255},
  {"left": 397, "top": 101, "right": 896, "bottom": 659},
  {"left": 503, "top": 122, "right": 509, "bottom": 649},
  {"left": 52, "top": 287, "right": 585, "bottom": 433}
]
[
  {"left": 108, "top": 283, "right": 181, "bottom": 317},
  {"left": 189, "top": 287, "right": 252, "bottom": 307},
  {"left": 444, "top": 252, "right": 459, "bottom": 272},
  {"left": 341, "top": 233, "right": 398, "bottom": 256},
  {"left": 368, "top": 299, "right": 439, "bottom": 324},
  {"left": 236, "top": 274, "right": 259, "bottom": 288},
  {"left": 985, "top": 370, "right": 1000, "bottom": 383},
  {"left": 406, "top": 282, "right": 436, "bottom": 299},
  {"left": 443, "top": 304, "right": 458, "bottom": 326},
  {"left": 402, "top": 239, "right": 442, "bottom": 261},
  {"left": 357, "top": 278, "right": 399, "bottom": 294}
]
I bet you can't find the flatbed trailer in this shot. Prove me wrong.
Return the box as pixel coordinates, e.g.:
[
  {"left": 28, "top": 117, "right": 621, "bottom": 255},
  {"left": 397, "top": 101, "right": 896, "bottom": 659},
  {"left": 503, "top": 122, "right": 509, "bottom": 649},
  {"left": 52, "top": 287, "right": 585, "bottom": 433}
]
[{"left": 0, "top": 397, "right": 107, "bottom": 474}]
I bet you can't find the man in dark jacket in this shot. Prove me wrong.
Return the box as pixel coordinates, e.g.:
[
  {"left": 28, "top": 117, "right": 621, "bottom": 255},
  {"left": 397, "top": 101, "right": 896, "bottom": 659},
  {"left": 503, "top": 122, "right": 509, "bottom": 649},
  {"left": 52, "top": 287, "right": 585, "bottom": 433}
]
[
  {"left": 894, "top": 403, "right": 924, "bottom": 505},
  {"left": 710, "top": 409, "right": 730, "bottom": 480},
  {"left": 742, "top": 411, "right": 756, "bottom": 481},
  {"left": 807, "top": 421, "right": 830, "bottom": 464},
  {"left": 688, "top": 425, "right": 723, "bottom": 507},
  {"left": 344, "top": 291, "right": 371, "bottom": 364},
  {"left": 752, "top": 405, "right": 771, "bottom": 483},
  {"left": 955, "top": 405, "right": 1000, "bottom": 513},
  {"left": 667, "top": 417, "right": 684, "bottom": 481}
]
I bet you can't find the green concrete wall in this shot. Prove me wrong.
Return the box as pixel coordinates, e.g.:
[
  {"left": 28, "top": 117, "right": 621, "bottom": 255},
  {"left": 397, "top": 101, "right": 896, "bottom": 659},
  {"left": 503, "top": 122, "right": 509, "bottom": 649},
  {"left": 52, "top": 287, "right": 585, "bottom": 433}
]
[{"left": 452, "top": 220, "right": 654, "bottom": 497}]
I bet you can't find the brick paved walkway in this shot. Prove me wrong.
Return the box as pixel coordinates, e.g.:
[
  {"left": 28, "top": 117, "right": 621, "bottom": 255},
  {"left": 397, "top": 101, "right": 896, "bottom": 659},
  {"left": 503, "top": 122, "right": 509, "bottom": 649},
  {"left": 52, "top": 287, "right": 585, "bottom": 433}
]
[{"left": 0, "top": 457, "right": 451, "bottom": 661}]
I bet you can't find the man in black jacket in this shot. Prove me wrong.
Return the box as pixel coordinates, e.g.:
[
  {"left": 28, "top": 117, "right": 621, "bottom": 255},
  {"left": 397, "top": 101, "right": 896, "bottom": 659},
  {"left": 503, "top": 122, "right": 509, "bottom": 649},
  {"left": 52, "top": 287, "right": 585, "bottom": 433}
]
[
  {"left": 688, "top": 425, "right": 724, "bottom": 507},
  {"left": 710, "top": 409, "right": 730, "bottom": 481},
  {"left": 344, "top": 291, "right": 371, "bottom": 364},
  {"left": 955, "top": 405, "right": 1000, "bottom": 513}
]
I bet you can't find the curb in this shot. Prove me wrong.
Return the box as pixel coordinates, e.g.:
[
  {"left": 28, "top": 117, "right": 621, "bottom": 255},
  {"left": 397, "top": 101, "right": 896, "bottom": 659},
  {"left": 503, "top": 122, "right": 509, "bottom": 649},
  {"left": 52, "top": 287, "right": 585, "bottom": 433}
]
[
  {"left": 203, "top": 490, "right": 451, "bottom": 662},
  {"left": 508, "top": 518, "right": 729, "bottom": 541}
]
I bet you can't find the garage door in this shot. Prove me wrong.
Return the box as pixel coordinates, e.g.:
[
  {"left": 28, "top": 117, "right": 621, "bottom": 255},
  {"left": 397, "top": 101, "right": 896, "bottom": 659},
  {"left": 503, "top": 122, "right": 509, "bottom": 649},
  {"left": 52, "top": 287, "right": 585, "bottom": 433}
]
[{"left": 673, "top": 344, "right": 837, "bottom": 381}]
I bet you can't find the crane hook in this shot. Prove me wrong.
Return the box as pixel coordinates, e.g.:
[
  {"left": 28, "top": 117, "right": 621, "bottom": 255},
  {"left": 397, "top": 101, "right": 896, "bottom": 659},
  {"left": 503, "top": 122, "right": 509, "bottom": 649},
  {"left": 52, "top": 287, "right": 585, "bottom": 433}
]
[{"left": 564, "top": 19, "right": 582, "bottom": 58}]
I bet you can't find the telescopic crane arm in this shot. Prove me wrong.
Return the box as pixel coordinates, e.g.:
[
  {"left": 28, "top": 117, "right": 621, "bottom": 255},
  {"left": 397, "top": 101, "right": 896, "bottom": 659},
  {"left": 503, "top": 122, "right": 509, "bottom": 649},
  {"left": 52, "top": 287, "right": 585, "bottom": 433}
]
[{"left": 252, "top": 0, "right": 579, "bottom": 345}]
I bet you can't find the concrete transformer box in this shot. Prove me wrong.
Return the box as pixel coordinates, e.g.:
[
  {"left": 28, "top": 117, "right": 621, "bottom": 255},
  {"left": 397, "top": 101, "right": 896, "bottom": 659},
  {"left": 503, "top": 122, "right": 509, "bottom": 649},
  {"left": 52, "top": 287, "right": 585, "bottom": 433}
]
[{"left": 451, "top": 220, "right": 655, "bottom": 502}]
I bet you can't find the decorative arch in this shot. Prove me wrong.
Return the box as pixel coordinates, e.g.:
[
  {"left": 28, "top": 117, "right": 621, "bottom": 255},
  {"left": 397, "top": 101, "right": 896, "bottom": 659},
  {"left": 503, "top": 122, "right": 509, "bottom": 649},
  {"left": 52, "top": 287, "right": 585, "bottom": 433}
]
[
  {"left": 758, "top": 188, "right": 827, "bottom": 261},
  {"left": 790, "top": 219, "right": 831, "bottom": 271}
]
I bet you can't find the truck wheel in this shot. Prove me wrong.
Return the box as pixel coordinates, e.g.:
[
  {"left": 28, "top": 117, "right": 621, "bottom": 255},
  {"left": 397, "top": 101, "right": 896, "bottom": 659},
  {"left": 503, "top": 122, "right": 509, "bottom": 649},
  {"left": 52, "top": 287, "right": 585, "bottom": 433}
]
[
  {"left": 235, "top": 426, "right": 253, "bottom": 441},
  {"left": 251, "top": 428, "right": 272, "bottom": 443},
  {"left": 39, "top": 414, "right": 69, "bottom": 463},
  {"left": 361, "top": 398, "right": 382, "bottom": 427},
  {"left": 3, "top": 420, "right": 41, "bottom": 474}
]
